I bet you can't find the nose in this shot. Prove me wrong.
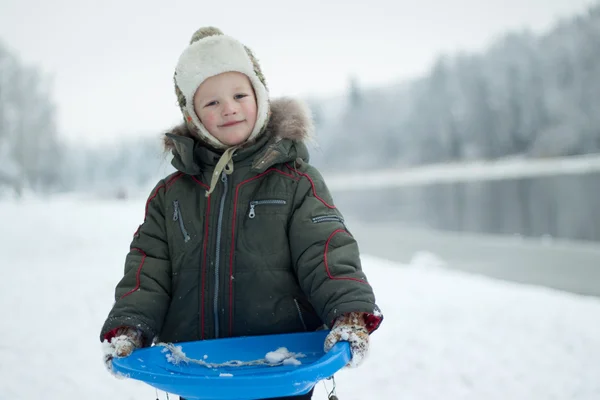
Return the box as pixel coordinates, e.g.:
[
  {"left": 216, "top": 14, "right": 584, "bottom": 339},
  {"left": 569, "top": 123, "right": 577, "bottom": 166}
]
[{"left": 222, "top": 100, "right": 237, "bottom": 116}]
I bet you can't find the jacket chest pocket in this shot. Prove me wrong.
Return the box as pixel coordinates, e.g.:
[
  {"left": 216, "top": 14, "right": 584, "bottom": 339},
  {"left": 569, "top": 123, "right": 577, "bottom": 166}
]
[
  {"left": 172, "top": 200, "right": 191, "bottom": 243},
  {"left": 169, "top": 199, "right": 202, "bottom": 264},
  {"left": 239, "top": 198, "right": 290, "bottom": 257},
  {"left": 248, "top": 199, "right": 287, "bottom": 218}
]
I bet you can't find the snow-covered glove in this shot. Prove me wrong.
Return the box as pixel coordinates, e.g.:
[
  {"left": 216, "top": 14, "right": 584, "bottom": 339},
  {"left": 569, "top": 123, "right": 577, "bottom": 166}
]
[
  {"left": 324, "top": 312, "right": 370, "bottom": 368},
  {"left": 102, "top": 326, "right": 144, "bottom": 378}
]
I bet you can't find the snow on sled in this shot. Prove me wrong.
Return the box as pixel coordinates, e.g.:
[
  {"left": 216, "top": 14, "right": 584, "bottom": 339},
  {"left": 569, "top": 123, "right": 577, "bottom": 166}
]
[{"left": 111, "top": 330, "right": 350, "bottom": 400}]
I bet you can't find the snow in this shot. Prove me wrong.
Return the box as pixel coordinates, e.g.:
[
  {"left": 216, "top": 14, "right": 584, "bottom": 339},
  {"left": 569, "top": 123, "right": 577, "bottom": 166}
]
[
  {"left": 153, "top": 343, "right": 303, "bottom": 369},
  {"left": 325, "top": 153, "right": 600, "bottom": 191},
  {"left": 265, "top": 348, "right": 304, "bottom": 366},
  {"left": 161, "top": 344, "right": 187, "bottom": 366},
  {"left": 1, "top": 196, "right": 600, "bottom": 399}
]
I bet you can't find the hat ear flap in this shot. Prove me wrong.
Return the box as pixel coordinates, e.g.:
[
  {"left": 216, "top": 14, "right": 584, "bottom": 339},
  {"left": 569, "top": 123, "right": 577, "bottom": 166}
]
[
  {"left": 244, "top": 46, "right": 268, "bottom": 90},
  {"left": 174, "top": 75, "right": 186, "bottom": 108}
]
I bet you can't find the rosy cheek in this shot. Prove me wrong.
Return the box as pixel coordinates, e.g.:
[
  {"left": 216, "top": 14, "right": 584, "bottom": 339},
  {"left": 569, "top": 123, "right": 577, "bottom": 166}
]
[
  {"left": 245, "top": 104, "right": 257, "bottom": 121},
  {"left": 200, "top": 112, "right": 219, "bottom": 128}
]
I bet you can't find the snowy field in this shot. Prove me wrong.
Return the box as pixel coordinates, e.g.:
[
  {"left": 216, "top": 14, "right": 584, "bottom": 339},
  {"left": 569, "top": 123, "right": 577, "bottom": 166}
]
[{"left": 1, "top": 195, "right": 600, "bottom": 400}]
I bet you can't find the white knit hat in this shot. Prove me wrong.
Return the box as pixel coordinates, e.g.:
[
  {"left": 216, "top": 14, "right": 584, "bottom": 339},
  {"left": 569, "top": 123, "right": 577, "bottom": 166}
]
[{"left": 174, "top": 27, "right": 270, "bottom": 149}]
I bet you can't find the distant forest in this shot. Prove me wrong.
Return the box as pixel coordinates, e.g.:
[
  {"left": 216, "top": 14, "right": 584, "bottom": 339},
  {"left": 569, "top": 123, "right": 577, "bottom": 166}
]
[
  {"left": 311, "top": 3, "right": 600, "bottom": 171},
  {"left": 1, "top": 3, "right": 599, "bottom": 194}
]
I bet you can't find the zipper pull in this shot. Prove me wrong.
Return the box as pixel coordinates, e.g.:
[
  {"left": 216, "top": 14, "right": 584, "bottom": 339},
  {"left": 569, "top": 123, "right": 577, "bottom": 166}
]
[
  {"left": 173, "top": 200, "right": 179, "bottom": 221},
  {"left": 221, "top": 171, "right": 227, "bottom": 183},
  {"left": 248, "top": 202, "right": 256, "bottom": 219}
]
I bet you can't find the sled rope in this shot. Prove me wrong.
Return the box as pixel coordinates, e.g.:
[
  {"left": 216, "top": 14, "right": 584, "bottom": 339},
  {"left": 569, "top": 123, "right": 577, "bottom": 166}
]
[{"left": 156, "top": 342, "right": 306, "bottom": 368}]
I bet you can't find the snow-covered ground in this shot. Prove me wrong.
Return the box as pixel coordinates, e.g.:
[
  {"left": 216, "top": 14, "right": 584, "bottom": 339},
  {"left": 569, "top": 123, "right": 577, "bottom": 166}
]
[{"left": 1, "top": 196, "right": 600, "bottom": 400}]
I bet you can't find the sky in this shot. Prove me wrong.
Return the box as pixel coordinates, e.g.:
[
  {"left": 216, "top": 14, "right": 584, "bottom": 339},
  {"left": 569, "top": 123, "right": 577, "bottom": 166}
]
[
  {"left": 1, "top": 196, "right": 599, "bottom": 399},
  {"left": 0, "top": 0, "right": 596, "bottom": 144}
]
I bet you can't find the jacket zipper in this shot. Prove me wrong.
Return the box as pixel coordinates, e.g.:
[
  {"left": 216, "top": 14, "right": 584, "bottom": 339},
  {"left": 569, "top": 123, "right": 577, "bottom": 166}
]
[
  {"left": 213, "top": 172, "right": 228, "bottom": 338},
  {"left": 293, "top": 299, "right": 308, "bottom": 332},
  {"left": 248, "top": 199, "right": 287, "bottom": 218},
  {"left": 172, "top": 200, "right": 191, "bottom": 242},
  {"left": 311, "top": 215, "right": 345, "bottom": 224}
]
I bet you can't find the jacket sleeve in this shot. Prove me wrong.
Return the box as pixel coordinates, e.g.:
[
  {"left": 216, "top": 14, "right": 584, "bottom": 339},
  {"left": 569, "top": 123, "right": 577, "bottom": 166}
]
[
  {"left": 99, "top": 180, "right": 172, "bottom": 345},
  {"left": 288, "top": 164, "right": 383, "bottom": 333}
]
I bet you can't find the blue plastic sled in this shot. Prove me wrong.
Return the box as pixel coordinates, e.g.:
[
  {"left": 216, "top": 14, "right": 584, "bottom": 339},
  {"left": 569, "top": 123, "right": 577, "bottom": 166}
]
[{"left": 112, "top": 330, "right": 350, "bottom": 400}]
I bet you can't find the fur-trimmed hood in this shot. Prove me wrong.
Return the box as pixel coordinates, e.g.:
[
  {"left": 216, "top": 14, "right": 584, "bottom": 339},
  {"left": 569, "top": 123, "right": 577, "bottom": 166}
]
[{"left": 164, "top": 97, "right": 314, "bottom": 152}]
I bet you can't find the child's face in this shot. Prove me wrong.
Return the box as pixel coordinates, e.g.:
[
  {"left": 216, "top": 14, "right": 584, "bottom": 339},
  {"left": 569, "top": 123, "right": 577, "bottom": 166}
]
[{"left": 193, "top": 72, "right": 258, "bottom": 146}]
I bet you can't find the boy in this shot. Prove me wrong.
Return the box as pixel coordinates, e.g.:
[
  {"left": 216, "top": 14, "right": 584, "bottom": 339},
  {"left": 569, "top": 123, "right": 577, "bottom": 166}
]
[{"left": 101, "top": 27, "right": 383, "bottom": 400}]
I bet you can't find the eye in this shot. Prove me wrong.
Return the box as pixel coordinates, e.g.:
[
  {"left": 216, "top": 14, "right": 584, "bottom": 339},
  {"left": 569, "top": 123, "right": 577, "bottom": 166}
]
[
  {"left": 204, "top": 101, "right": 218, "bottom": 107},
  {"left": 234, "top": 93, "right": 248, "bottom": 100}
]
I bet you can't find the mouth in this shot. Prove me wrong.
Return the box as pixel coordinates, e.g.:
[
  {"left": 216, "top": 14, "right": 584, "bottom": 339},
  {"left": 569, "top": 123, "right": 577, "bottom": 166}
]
[{"left": 220, "top": 120, "right": 244, "bottom": 127}]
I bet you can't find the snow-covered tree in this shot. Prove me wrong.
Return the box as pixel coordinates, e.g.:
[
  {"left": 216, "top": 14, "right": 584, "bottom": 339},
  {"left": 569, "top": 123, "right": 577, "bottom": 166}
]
[
  {"left": 0, "top": 40, "right": 63, "bottom": 196},
  {"left": 310, "top": 1, "right": 600, "bottom": 172}
]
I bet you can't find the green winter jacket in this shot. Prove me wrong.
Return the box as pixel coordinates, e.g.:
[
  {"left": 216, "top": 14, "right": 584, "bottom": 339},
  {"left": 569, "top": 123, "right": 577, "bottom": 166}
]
[{"left": 100, "top": 98, "right": 382, "bottom": 345}]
